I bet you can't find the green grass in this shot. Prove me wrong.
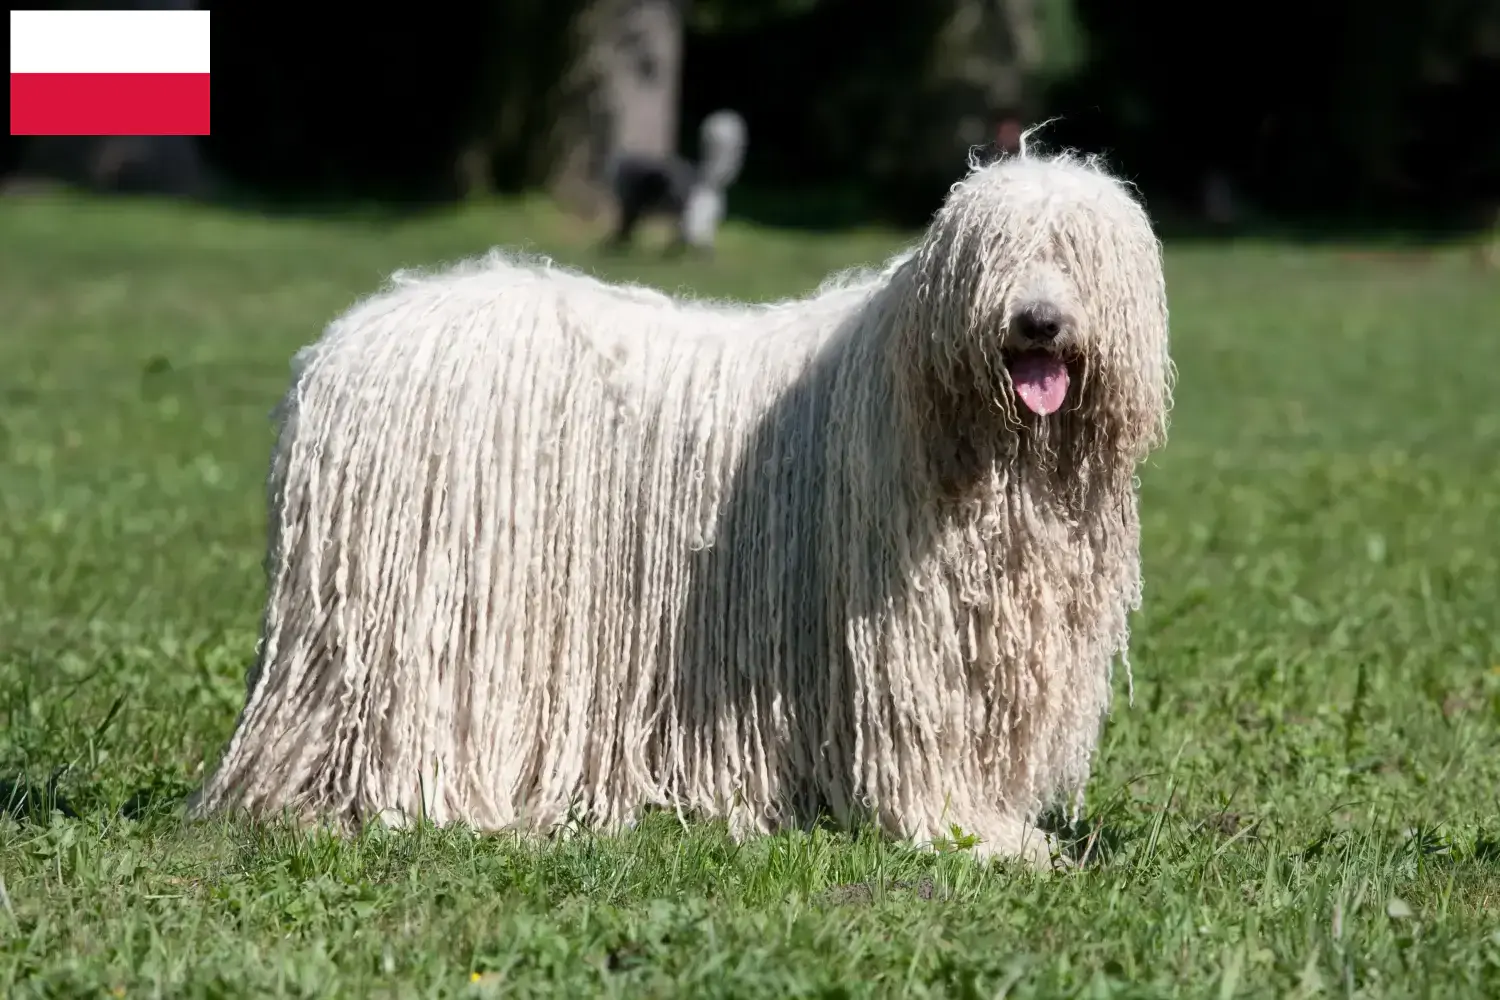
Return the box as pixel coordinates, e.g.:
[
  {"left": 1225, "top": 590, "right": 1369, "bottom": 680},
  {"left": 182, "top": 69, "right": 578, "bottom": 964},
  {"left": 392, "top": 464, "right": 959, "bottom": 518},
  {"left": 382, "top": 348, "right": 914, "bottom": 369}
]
[{"left": 2, "top": 193, "right": 1499, "bottom": 999}]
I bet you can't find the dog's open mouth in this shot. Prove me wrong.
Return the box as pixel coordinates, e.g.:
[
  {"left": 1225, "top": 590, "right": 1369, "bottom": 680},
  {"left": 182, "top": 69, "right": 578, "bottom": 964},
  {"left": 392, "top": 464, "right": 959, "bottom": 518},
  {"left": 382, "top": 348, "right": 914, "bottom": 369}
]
[{"left": 1005, "top": 350, "right": 1071, "bottom": 415}]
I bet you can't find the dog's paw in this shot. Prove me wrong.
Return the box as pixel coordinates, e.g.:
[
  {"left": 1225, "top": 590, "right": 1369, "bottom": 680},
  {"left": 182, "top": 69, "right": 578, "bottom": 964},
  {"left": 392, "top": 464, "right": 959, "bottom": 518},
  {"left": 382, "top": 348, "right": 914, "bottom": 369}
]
[{"left": 962, "top": 821, "right": 1073, "bottom": 871}]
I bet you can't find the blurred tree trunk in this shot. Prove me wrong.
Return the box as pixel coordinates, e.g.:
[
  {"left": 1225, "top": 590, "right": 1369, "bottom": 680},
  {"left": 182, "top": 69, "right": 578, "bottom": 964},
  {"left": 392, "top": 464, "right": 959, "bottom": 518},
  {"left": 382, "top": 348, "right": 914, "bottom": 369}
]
[
  {"left": 943, "top": 0, "right": 1042, "bottom": 141},
  {"left": 548, "top": 0, "right": 687, "bottom": 218},
  {"left": 983, "top": 0, "right": 1043, "bottom": 118}
]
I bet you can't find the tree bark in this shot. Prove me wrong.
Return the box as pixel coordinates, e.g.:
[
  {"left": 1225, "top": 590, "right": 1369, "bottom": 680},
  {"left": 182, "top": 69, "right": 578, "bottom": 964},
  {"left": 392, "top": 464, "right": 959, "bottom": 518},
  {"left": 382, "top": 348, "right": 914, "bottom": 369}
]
[{"left": 549, "top": 0, "right": 686, "bottom": 218}]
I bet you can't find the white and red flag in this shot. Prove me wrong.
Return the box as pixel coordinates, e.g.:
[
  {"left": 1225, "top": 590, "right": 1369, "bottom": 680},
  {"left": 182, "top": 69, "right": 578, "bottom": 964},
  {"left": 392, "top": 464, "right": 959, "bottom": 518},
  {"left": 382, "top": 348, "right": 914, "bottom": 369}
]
[{"left": 9, "top": 9, "right": 211, "bottom": 136}]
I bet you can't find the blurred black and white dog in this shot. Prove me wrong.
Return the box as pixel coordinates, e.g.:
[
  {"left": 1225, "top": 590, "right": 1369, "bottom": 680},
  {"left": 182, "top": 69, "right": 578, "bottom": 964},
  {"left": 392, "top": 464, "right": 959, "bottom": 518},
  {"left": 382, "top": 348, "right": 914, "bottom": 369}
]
[{"left": 605, "top": 110, "right": 748, "bottom": 256}]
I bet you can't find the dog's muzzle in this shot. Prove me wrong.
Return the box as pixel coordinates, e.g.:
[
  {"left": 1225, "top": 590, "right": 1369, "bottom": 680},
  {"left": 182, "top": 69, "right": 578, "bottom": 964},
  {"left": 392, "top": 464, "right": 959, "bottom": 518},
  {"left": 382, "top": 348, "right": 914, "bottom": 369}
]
[
  {"left": 1009, "top": 301, "right": 1073, "bottom": 346},
  {"left": 1004, "top": 302, "right": 1075, "bottom": 416}
]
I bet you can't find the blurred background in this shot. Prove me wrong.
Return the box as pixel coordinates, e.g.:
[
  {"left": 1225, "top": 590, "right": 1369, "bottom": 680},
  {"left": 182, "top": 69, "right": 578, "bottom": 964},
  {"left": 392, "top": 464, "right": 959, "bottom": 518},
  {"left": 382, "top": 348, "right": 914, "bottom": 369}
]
[{"left": 4, "top": 0, "right": 1498, "bottom": 238}]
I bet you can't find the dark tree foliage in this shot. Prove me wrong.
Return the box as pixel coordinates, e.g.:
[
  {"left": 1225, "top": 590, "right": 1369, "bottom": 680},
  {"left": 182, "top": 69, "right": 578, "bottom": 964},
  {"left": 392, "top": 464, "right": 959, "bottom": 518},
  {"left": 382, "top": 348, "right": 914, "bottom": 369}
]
[
  {"left": 681, "top": 0, "right": 1498, "bottom": 227},
  {"left": 202, "top": 1, "right": 580, "bottom": 203},
  {"left": 3, "top": 0, "right": 1494, "bottom": 229},
  {"left": 681, "top": 0, "right": 962, "bottom": 225},
  {"left": 1045, "top": 0, "right": 1500, "bottom": 227}
]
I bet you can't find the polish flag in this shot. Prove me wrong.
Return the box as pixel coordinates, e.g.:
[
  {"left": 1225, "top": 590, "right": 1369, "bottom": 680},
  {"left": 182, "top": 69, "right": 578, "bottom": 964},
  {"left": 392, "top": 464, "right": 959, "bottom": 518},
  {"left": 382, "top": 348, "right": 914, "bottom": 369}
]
[{"left": 10, "top": 9, "right": 211, "bottom": 136}]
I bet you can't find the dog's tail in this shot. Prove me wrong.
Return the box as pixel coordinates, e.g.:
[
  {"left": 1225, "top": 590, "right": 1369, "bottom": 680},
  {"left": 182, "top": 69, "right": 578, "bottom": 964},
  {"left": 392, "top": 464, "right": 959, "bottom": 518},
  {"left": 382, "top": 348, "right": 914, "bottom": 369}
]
[{"left": 696, "top": 110, "right": 748, "bottom": 190}]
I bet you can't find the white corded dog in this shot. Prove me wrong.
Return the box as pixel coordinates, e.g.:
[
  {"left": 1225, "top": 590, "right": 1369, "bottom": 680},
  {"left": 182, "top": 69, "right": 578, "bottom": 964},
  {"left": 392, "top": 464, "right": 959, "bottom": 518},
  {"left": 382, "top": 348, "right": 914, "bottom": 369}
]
[{"left": 192, "top": 144, "right": 1173, "bottom": 867}]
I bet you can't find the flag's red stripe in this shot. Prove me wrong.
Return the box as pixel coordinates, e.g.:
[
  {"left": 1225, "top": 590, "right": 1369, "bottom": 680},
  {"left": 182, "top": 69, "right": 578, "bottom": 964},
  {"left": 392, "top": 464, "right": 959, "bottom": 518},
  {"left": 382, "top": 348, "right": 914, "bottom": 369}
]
[{"left": 10, "top": 73, "right": 210, "bottom": 136}]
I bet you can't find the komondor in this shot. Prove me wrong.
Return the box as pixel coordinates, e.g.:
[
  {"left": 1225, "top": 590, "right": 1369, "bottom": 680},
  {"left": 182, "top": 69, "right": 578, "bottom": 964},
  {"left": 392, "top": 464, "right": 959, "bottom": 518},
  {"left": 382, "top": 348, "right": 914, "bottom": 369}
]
[{"left": 190, "top": 148, "right": 1173, "bottom": 866}]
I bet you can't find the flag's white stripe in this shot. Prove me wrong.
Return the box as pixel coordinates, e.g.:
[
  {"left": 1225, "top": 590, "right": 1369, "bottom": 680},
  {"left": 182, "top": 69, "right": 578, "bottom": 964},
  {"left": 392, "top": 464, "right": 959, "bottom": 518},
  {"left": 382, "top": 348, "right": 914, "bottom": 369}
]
[{"left": 10, "top": 10, "right": 210, "bottom": 75}]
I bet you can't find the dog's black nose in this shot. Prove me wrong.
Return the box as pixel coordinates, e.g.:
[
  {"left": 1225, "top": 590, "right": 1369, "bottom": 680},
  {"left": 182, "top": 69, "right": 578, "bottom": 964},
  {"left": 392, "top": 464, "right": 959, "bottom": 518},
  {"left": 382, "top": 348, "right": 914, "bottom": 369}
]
[{"left": 1011, "top": 302, "right": 1066, "bottom": 343}]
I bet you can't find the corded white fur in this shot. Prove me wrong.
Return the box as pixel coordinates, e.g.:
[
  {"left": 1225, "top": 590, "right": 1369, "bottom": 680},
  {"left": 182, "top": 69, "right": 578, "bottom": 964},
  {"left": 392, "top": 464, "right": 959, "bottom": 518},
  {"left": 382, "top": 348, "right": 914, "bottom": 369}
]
[{"left": 190, "top": 149, "right": 1173, "bottom": 865}]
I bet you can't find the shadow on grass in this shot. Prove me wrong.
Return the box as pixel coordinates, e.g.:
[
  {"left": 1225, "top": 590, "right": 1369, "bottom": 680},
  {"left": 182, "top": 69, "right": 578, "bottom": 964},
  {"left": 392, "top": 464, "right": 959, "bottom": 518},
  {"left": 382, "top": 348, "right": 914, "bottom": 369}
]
[
  {"left": 0, "top": 171, "right": 458, "bottom": 227},
  {"left": 7, "top": 168, "right": 1494, "bottom": 254},
  {"left": 717, "top": 175, "right": 1497, "bottom": 247},
  {"left": 225, "top": 187, "right": 1500, "bottom": 252},
  {"left": 0, "top": 766, "right": 193, "bottom": 826},
  {"left": 205, "top": 186, "right": 461, "bottom": 226},
  {"left": 1138, "top": 211, "right": 1499, "bottom": 249},
  {"left": 1, "top": 770, "right": 75, "bottom": 823},
  {"left": 1039, "top": 806, "right": 1140, "bottom": 868}
]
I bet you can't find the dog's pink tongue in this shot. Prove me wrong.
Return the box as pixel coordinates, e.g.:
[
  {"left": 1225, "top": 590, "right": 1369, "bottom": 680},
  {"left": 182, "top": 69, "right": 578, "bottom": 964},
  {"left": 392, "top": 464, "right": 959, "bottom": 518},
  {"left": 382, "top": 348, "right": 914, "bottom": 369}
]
[{"left": 1008, "top": 353, "right": 1070, "bottom": 415}]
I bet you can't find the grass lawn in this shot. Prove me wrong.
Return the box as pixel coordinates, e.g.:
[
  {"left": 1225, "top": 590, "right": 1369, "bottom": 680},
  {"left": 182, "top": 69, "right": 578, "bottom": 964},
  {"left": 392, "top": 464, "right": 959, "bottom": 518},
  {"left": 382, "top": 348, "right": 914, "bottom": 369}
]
[{"left": 1, "top": 193, "right": 1498, "bottom": 998}]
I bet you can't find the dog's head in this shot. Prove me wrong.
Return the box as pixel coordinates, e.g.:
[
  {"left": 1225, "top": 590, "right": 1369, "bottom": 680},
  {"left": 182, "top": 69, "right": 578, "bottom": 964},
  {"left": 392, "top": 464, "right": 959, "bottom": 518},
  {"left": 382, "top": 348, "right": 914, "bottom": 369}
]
[{"left": 897, "top": 148, "right": 1173, "bottom": 493}]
